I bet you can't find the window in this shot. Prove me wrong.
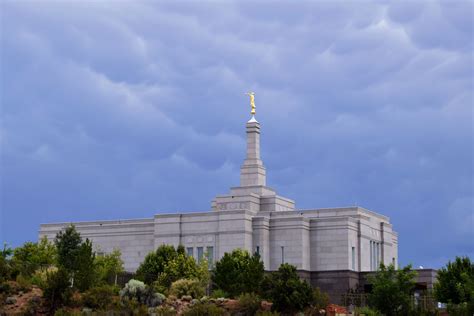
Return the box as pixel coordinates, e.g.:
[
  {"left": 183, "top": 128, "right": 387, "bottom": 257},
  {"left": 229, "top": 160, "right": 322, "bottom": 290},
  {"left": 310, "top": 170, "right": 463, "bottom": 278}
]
[
  {"left": 370, "top": 241, "right": 373, "bottom": 270},
  {"left": 281, "top": 246, "right": 285, "bottom": 264},
  {"left": 197, "top": 247, "right": 204, "bottom": 263},
  {"left": 351, "top": 247, "right": 356, "bottom": 270},
  {"left": 392, "top": 257, "right": 396, "bottom": 267},
  {"left": 206, "top": 246, "right": 214, "bottom": 267},
  {"left": 187, "top": 247, "right": 194, "bottom": 258},
  {"left": 256, "top": 246, "right": 260, "bottom": 255}
]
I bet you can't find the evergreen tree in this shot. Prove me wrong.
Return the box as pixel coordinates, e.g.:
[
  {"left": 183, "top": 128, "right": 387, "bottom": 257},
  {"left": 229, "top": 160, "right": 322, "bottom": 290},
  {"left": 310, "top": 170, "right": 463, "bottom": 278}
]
[
  {"left": 74, "top": 238, "right": 96, "bottom": 291},
  {"left": 262, "top": 263, "right": 313, "bottom": 314},
  {"left": 55, "top": 225, "right": 82, "bottom": 272}
]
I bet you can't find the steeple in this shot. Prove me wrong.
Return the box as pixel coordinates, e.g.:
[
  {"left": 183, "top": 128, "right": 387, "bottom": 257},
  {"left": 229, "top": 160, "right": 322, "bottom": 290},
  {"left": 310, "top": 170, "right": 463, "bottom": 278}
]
[
  {"left": 240, "top": 116, "right": 266, "bottom": 186},
  {"left": 211, "top": 93, "right": 295, "bottom": 213}
]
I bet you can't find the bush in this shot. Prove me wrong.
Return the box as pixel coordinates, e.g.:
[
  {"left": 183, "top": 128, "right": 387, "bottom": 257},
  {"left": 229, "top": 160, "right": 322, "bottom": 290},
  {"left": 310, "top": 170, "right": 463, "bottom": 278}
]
[
  {"left": 238, "top": 293, "right": 262, "bottom": 315},
  {"left": 31, "top": 266, "right": 58, "bottom": 289},
  {"left": 43, "top": 268, "right": 73, "bottom": 311},
  {"left": 120, "top": 279, "right": 165, "bottom": 307},
  {"left": 211, "top": 288, "right": 229, "bottom": 298},
  {"left": 169, "top": 279, "right": 205, "bottom": 299},
  {"left": 183, "top": 302, "right": 227, "bottom": 316},
  {"left": 213, "top": 249, "right": 264, "bottom": 297},
  {"left": 354, "top": 306, "right": 382, "bottom": 316},
  {"left": 312, "top": 287, "right": 329, "bottom": 310},
  {"left": 262, "top": 263, "right": 313, "bottom": 314},
  {"left": 82, "top": 284, "right": 118, "bottom": 310}
]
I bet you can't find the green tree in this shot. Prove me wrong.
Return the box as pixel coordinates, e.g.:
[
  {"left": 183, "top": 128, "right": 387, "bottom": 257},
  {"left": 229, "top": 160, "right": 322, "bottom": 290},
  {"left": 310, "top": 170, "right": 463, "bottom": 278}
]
[
  {"left": 136, "top": 244, "right": 178, "bottom": 284},
  {"left": 55, "top": 225, "right": 82, "bottom": 272},
  {"left": 262, "top": 263, "right": 313, "bottom": 314},
  {"left": 156, "top": 253, "right": 201, "bottom": 289},
  {"left": 368, "top": 263, "right": 417, "bottom": 316},
  {"left": 12, "top": 237, "right": 57, "bottom": 277},
  {"left": 74, "top": 238, "right": 96, "bottom": 291},
  {"left": 212, "top": 249, "right": 264, "bottom": 297},
  {"left": 0, "top": 243, "right": 13, "bottom": 281},
  {"left": 94, "top": 249, "right": 124, "bottom": 284},
  {"left": 43, "top": 267, "right": 72, "bottom": 311},
  {"left": 434, "top": 256, "right": 474, "bottom": 315}
]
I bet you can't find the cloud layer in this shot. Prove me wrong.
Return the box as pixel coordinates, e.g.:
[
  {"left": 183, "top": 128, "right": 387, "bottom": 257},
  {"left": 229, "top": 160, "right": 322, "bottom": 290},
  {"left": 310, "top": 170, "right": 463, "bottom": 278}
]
[{"left": 1, "top": 1, "right": 473, "bottom": 268}]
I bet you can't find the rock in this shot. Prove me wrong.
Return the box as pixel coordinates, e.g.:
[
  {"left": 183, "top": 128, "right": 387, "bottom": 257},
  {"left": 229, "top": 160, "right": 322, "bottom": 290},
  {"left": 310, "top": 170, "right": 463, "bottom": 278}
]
[
  {"left": 191, "top": 299, "right": 199, "bottom": 306},
  {"left": 5, "top": 297, "right": 16, "bottom": 304},
  {"left": 82, "top": 307, "right": 93, "bottom": 315},
  {"left": 182, "top": 295, "right": 192, "bottom": 302},
  {"left": 18, "top": 291, "right": 24, "bottom": 296},
  {"left": 216, "top": 297, "right": 225, "bottom": 305}
]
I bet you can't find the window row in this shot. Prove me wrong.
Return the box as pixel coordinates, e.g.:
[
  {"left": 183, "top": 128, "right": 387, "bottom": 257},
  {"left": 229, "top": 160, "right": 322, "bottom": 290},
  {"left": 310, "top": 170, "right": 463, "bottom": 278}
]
[{"left": 370, "top": 240, "right": 381, "bottom": 271}]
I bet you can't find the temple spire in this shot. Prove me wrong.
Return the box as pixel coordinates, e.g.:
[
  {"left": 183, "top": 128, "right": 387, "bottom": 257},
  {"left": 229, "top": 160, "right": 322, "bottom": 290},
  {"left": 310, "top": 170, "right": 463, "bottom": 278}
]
[{"left": 240, "top": 93, "right": 266, "bottom": 187}]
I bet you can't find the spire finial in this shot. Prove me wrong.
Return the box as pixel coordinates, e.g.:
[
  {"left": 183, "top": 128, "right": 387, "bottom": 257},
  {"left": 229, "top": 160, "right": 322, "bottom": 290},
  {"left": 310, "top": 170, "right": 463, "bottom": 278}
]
[{"left": 246, "top": 92, "right": 256, "bottom": 116}]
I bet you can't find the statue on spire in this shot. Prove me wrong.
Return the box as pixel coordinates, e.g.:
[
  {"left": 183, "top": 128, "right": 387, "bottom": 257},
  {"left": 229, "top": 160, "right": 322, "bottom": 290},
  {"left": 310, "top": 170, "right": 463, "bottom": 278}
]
[{"left": 246, "top": 92, "right": 256, "bottom": 115}]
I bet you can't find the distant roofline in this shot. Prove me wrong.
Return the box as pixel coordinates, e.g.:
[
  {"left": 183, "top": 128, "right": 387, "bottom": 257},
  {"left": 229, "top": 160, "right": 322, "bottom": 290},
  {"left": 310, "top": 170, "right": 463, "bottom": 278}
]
[{"left": 298, "top": 206, "right": 390, "bottom": 222}]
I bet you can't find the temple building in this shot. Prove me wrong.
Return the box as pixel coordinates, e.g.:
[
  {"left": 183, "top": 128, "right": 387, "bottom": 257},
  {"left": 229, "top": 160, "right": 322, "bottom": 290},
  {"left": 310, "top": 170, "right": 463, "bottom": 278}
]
[{"left": 39, "top": 101, "right": 400, "bottom": 300}]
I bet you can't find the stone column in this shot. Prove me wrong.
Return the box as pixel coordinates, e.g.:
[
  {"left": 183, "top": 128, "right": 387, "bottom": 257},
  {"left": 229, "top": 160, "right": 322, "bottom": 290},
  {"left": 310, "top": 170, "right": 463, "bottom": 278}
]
[{"left": 240, "top": 117, "right": 266, "bottom": 186}]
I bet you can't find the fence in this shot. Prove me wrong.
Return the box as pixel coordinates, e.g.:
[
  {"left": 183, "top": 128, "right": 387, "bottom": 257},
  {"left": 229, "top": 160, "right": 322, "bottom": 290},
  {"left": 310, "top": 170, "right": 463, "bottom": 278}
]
[{"left": 340, "top": 292, "right": 439, "bottom": 313}]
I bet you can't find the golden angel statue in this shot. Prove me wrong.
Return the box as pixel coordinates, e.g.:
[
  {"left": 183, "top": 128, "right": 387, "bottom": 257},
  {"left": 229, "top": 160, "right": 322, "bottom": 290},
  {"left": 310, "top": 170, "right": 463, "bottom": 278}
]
[{"left": 246, "top": 92, "right": 256, "bottom": 115}]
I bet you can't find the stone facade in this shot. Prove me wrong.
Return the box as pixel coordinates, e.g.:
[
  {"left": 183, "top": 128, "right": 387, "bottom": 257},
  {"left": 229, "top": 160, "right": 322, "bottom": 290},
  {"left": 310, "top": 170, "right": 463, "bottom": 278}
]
[{"left": 39, "top": 114, "right": 399, "bottom": 301}]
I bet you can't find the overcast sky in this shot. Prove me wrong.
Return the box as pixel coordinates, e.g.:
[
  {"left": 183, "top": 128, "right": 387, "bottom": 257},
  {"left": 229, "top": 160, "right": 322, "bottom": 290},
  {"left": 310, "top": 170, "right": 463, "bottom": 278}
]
[{"left": 1, "top": 1, "right": 473, "bottom": 268}]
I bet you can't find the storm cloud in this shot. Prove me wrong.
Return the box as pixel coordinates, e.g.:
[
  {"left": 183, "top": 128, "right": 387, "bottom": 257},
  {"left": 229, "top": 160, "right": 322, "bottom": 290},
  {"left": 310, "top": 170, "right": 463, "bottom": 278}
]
[{"left": 1, "top": 0, "right": 472, "bottom": 268}]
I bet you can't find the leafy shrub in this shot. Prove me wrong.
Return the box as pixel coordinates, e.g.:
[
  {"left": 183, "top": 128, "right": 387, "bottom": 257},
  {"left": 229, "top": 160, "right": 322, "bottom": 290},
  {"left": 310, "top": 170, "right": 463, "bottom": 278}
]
[
  {"left": 43, "top": 268, "right": 73, "bottom": 311},
  {"left": 82, "top": 284, "right": 118, "bottom": 310},
  {"left": 120, "top": 279, "right": 165, "bottom": 307},
  {"left": 238, "top": 293, "right": 262, "bottom": 315},
  {"left": 156, "top": 253, "right": 209, "bottom": 291},
  {"left": 262, "top": 263, "right": 313, "bottom": 314},
  {"left": 31, "top": 266, "right": 58, "bottom": 289},
  {"left": 354, "top": 306, "right": 382, "bottom": 316},
  {"left": 213, "top": 249, "right": 264, "bottom": 297},
  {"left": 169, "top": 278, "right": 205, "bottom": 299},
  {"left": 312, "top": 287, "right": 329, "bottom": 310},
  {"left": 183, "top": 302, "right": 227, "bottom": 316},
  {"left": 211, "top": 288, "right": 229, "bottom": 298}
]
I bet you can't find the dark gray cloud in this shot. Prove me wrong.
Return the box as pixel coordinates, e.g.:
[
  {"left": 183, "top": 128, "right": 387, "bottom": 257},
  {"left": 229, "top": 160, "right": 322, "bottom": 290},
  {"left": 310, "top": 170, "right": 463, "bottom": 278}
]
[{"left": 1, "top": 0, "right": 472, "bottom": 268}]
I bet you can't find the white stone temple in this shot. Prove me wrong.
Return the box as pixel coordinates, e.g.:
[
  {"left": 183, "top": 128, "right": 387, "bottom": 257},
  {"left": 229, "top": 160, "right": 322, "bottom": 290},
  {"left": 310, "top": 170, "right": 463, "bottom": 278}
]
[{"left": 39, "top": 110, "right": 399, "bottom": 299}]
